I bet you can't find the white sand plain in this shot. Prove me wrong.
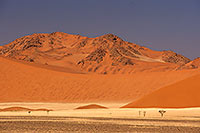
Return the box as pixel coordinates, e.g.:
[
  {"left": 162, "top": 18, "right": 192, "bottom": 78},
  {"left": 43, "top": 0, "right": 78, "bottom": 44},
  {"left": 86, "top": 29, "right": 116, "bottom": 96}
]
[
  {"left": 0, "top": 103, "right": 200, "bottom": 132},
  {"left": 0, "top": 102, "right": 200, "bottom": 119}
]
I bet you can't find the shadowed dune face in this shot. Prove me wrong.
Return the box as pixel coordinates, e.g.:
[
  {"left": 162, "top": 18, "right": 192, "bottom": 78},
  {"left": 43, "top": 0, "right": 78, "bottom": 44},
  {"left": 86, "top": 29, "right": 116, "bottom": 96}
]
[
  {"left": 122, "top": 74, "right": 200, "bottom": 108},
  {"left": 75, "top": 104, "right": 108, "bottom": 109},
  {"left": 0, "top": 56, "right": 199, "bottom": 103},
  {"left": 0, "top": 32, "right": 192, "bottom": 74}
]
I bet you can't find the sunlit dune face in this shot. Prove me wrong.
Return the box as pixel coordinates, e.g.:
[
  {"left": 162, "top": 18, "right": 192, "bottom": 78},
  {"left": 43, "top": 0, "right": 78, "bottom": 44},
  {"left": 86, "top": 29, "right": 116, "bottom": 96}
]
[
  {"left": 122, "top": 74, "right": 200, "bottom": 108},
  {"left": 0, "top": 56, "right": 199, "bottom": 103}
]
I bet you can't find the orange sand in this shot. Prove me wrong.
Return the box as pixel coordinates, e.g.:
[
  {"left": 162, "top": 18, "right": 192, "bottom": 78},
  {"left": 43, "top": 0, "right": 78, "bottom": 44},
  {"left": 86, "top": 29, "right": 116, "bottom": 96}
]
[
  {"left": 0, "top": 107, "right": 52, "bottom": 112},
  {"left": 122, "top": 74, "right": 200, "bottom": 108},
  {"left": 0, "top": 56, "right": 199, "bottom": 103},
  {"left": 75, "top": 104, "right": 108, "bottom": 109}
]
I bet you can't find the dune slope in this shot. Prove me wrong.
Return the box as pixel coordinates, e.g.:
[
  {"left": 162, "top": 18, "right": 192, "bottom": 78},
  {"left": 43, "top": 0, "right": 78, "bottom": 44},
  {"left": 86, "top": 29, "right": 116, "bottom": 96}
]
[
  {"left": 0, "top": 107, "right": 52, "bottom": 112},
  {"left": 75, "top": 104, "right": 108, "bottom": 109},
  {"left": 122, "top": 74, "right": 200, "bottom": 108},
  {"left": 0, "top": 56, "right": 199, "bottom": 103}
]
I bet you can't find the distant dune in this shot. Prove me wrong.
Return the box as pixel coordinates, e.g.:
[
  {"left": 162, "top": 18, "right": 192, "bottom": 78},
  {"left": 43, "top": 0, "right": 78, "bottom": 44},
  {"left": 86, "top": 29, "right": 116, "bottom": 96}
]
[
  {"left": 122, "top": 74, "right": 200, "bottom": 108},
  {"left": 0, "top": 56, "right": 199, "bottom": 103},
  {"left": 0, "top": 107, "right": 52, "bottom": 112},
  {"left": 75, "top": 104, "right": 108, "bottom": 109}
]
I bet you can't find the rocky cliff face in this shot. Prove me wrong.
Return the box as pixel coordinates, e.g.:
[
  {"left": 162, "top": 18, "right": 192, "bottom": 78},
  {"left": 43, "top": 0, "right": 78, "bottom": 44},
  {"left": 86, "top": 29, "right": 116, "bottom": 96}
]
[{"left": 0, "top": 32, "right": 192, "bottom": 74}]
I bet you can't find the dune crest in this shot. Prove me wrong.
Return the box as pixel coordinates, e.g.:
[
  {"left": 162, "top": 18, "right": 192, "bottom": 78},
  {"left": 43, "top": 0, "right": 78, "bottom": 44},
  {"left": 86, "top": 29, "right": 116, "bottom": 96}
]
[
  {"left": 0, "top": 107, "right": 52, "bottom": 112},
  {"left": 75, "top": 104, "right": 108, "bottom": 109}
]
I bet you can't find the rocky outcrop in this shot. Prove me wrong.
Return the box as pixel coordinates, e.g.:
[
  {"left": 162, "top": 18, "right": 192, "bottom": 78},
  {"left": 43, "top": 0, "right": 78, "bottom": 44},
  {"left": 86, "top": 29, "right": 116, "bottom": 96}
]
[
  {"left": 85, "top": 48, "right": 107, "bottom": 63},
  {"left": 162, "top": 51, "right": 191, "bottom": 65},
  {"left": 178, "top": 57, "right": 200, "bottom": 70}
]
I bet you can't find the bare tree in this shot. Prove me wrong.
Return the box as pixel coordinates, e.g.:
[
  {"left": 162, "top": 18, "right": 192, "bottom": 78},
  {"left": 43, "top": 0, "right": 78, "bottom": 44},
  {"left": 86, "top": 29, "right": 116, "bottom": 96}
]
[
  {"left": 139, "top": 111, "right": 141, "bottom": 116},
  {"left": 143, "top": 111, "right": 146, "bottom": 117},
  {"left": 47, "top": 110, "right": 50, "bottom": 114},
  {"left": 158, "top": 110, "right": 166, "bottom": 117}
]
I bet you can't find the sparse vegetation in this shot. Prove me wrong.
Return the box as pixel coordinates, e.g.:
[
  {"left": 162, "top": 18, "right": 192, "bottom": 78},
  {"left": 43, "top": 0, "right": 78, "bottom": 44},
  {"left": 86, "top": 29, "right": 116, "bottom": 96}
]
[
  {"left": 158, "top": 110, "right": 166, "bottom": 117},
  {"left": 138, "top": 110, "right": 141, "bottom": 116},
  {"left": 143, "top": 111, "right": 146, "bottom": 117}
]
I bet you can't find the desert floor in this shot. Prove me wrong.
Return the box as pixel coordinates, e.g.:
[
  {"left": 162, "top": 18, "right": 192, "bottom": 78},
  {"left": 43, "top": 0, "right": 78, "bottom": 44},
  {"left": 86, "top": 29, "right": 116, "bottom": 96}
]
[{"left": 0, "top": 103, "right": 200, "bottom": 132}]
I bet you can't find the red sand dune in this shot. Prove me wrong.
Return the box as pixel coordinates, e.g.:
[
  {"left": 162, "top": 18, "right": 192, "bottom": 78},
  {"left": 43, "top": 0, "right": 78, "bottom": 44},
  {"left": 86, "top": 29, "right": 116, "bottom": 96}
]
[
  {"left": 0, "top": 107, "right": 52, "bottom": 112},
  {"left": 0, "top": 56, "right": 199, "bottom": 103},
  {"left": 122, "top": 74, "right": 200, "bottom": 108},
  {"left": 75, "top": 104, "right": 108, "bottom": 109}
]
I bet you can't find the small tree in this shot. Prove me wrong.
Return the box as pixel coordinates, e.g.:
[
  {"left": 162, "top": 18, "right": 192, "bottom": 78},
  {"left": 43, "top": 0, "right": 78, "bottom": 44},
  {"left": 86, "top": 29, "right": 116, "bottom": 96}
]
[
  {"left": 139, "top": 111, "right": 141, "bottom": 116},
  {"left": 158, "top": 110, "right": 166, "bottom": 117},
  {"left": 143, "top": 111, "right": 146, "bottom": 117},
  {"left": 47, "top": 110, "right": 50, "bottom": 114}
]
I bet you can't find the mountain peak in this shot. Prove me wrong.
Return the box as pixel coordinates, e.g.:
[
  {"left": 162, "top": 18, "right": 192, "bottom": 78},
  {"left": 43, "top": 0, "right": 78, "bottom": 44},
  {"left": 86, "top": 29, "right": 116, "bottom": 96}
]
[
  {"left": 99, "top": 33, "right": 122, "bottom": 41},
  {"left": 50, "top": 32, "right": 70, "bottom": 36},
  {"left": 0, "top": 32, "right": 194, "bottom": 74}
]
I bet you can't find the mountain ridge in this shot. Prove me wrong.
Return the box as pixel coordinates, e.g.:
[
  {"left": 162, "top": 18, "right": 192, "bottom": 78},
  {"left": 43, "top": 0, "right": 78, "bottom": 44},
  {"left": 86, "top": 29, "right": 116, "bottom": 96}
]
[{"left": 0, "top": 32, "right": 194, "bottom": 74}]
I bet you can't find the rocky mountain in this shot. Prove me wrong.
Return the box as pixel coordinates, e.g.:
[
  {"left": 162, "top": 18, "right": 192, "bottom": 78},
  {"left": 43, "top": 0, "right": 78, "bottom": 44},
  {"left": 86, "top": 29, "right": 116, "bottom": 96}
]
[
  {"left": 0, "top": 32, "right": 192, "bottom": 74},
  {"left": 178, "top": 57, "right": 200, "bottom": 70}
]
